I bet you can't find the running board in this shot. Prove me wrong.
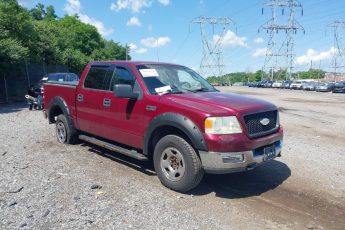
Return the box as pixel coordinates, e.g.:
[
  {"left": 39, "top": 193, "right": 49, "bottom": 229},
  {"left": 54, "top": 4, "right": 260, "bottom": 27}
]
[{"left": 79, "top": 135, "right": 149, "bottom": 161}]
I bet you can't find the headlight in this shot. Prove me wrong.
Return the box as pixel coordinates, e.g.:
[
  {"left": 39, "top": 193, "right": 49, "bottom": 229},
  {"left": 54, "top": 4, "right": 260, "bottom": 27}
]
[{"left": 205, "top": 116, "right": 242, "bottom": 134}]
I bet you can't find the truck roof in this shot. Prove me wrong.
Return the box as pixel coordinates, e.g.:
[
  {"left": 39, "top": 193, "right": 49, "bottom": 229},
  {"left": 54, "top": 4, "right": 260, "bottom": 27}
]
[{"left": 88, "top": 61, "right": 179, "bottom": 66}]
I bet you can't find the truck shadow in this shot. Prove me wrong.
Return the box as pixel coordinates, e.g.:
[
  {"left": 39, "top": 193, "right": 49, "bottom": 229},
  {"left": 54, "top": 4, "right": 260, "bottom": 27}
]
[
  {"left": 82, "top": 142, "right": 290, "bottom": 198},
  {"left": 83, "top": 143, "right": 156, "bottom": 176},
  {"left": 189, "top": 160, "right": 291, "bottom": 199}
]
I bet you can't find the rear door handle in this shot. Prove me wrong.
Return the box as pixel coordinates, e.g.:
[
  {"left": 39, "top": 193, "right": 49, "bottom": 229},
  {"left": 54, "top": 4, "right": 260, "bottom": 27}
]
[
  {"left": 103, "top": 98, "right": 111, "bottom": 107},
  {"left": 77, "top": 94, "right": 84, "bottom": 102}
]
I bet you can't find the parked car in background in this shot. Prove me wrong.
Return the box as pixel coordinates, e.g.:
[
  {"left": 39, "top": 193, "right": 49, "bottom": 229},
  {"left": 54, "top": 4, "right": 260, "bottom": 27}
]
[
  {"left": 257, "top": 80, "right": 273, "bottom": 88},
  {"left": 44, "top": 73, "right": 79, "bottom": 83},
  {"left": 302, "top": 82, "right": 318, "bottom": 91},
  {"left": 290, "top": 81, "right": 303, "bottom": 90},
  {"left": 316, "top": 82, "right": 335, "bottom": 92},
  {"left": 263, "top": 81, "right": 274, "bottom": 88},
  {"left": 256, "top": 81, "right": 267, "bottom": 88},
  {"left": 271, "top": 81, "right": 283, "bottom": 88},
  {"left": 332, "top": 81, "right": 345, "bottom": 93},
  {"left": 248, "top": 82, "right": 259, "bottom": 87},
  {"left": 282, "top": 80, "right": 293, "bottom": 89},
  {"left": 37, "top": 73, "right": 79, "bottom": 96}
]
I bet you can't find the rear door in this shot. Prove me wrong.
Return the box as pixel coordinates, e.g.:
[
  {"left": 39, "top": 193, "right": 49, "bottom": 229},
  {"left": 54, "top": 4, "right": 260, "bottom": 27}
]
[{"left": 76, "top": 64, "right": 114, "bottom": 136}]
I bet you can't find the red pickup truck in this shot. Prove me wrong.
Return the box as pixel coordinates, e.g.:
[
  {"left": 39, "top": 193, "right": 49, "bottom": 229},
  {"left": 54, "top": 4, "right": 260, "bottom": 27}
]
[{"left": 43, "top": 61, "right": 283, "bottom": 192}]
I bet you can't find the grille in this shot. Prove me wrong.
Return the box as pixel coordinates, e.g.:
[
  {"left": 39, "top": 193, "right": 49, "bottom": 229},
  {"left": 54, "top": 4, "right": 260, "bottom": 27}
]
[{"left": 243, "top": 110, "right": 278, "bottom": 138}]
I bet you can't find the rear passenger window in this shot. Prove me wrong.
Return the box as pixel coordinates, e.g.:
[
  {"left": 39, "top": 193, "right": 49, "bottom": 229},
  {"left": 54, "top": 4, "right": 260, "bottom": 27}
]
[{"left": 84, "top": 66, "right": 112, "bottom": 90}]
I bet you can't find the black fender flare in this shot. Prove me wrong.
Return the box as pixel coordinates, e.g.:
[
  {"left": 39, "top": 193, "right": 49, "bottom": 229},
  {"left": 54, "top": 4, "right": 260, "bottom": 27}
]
[
  {"left": 48, "top": 96, "right": 76, "bottom": 128},
  {"left": 143, "top": 113, "right": 208, "bottom": 155}
]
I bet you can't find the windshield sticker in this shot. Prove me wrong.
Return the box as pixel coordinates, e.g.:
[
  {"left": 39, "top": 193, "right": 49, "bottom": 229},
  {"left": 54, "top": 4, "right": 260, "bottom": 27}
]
[
  {"left": 139, "top": 69, "right": 159, "bottom": 77},
  {"left": 155, "top": 85, "right": 171, "bottom": 95}
]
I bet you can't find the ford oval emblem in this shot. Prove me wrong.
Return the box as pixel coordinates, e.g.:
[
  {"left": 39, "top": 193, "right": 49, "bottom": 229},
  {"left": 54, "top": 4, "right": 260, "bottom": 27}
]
[{"left": 260, "top": 118, "right": 270, "bottom": 126}]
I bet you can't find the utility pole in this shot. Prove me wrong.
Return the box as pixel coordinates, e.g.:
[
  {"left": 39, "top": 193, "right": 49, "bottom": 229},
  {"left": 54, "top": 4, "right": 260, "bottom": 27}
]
[
  {"left": 192, "top": 16, "right": 234, "bottom": 78},
  {"left": 259, "top": 0, "right": 304, "bottom": 80},
  {"left": 328, "top": 20, "right": 345, "bottom": 82}
]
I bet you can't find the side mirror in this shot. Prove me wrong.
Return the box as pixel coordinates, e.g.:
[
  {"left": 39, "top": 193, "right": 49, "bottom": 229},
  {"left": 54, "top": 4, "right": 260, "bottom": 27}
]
[{"left": 113, "top": 84, "right": 138, "bottom": 99}]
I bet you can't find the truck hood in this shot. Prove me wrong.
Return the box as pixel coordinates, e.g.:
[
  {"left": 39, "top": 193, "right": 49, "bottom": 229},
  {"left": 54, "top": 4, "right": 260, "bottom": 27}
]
[{"left": 162, "top": 92, "right": 277, "bottom": 116}]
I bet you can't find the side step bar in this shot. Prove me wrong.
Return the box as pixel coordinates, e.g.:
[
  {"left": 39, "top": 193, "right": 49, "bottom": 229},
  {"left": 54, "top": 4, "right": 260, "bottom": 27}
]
[{"left": 79, "top": 135, "right": 149, "bottom": 161}]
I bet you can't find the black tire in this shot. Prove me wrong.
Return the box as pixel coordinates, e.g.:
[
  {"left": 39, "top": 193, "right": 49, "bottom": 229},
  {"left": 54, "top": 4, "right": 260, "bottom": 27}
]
[
  {"left": 153, "top": 135, "right": 204, "bottom": 192},
  {"left": 55, "top": 114, "right": 78, "bottom": 144}
]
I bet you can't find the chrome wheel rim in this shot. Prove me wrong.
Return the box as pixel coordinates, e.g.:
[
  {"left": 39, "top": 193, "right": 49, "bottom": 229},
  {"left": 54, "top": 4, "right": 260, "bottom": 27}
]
[
  {"left": 160, "top": 147, "right": 185, "bottom": 182},
  {"left": 56, "top": 122, "right": 66, "bottom": 143}
]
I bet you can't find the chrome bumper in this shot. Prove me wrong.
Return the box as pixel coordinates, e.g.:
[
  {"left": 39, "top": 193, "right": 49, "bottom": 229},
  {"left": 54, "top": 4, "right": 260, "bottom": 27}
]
[{"left": 199, "top": 140, "right": 282, "bottom": 174}]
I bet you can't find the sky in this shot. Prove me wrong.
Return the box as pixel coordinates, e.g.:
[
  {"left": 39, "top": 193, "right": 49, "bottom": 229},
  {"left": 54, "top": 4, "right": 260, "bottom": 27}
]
[{"left": 17, "top": 0, "right": 345, "bottom": 75}]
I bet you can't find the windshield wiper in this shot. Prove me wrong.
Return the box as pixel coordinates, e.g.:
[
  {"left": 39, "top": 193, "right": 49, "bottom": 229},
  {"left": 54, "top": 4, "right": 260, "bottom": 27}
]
[
  {"left": 165, "top": 86, "right": 183, "bottom": 94},
  {"left": 164, "top": 90, "right": 183, "bottom": 95},
  {"left": 182, "top": 87, "right": 213, "bottom": 93},
  {"left": 157, "top": 89, "right": 183, "bottom": 95}
]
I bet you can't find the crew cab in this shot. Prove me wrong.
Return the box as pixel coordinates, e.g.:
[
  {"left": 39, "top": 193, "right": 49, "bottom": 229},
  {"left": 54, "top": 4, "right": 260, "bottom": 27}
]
[{"left": 43, "top": 61, "right": 283, "bottom": 192}]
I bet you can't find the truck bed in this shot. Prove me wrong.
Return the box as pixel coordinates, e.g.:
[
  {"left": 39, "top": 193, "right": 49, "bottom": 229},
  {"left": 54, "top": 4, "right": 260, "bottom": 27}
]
[{"left": 43, "top": 82, "right": 78, "bottom": 125}]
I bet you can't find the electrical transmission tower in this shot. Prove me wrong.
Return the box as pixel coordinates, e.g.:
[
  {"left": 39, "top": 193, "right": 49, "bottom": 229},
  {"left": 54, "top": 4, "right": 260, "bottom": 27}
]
[
  {"left": 192, "top": 16, "right": 234, "bottom": 77},
  {"left": 328, "top": 20, "right": 345, "bottom": 81},
  {"left": 259, "top": 0, "right": 304, "bottom": 80}
]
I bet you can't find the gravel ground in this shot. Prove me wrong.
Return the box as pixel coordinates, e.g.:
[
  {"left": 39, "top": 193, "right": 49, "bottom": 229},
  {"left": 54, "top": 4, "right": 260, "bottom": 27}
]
[{"left": 1, "top": 87, "right": 345, "bottom": 229}]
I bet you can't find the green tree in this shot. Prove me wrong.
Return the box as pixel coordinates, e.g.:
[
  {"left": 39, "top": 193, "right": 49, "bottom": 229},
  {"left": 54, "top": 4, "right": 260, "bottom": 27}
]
[
  {"left": 31, "top": 19, "right": 67, "bottom": 64},
  {"left": 0, "top": 38, "right": 28, "bottom": 62},
  {"left": 254, "top": 70, "right": 263, "bottom": 82},
  {"left": 62, "top": 48, "right": 90, "bottom": 73},
  {"left": 45, "top": 5, "right": 57, "bottom": 20},
  {"left": 59, "top": 16, "right": 103, "bottom": 56},
  {"left": 1, "top": 1, "right": 129, "bottom": 74},
  {"left": 29, "top": 3, "right": 57, "bottom": 21},
  {"left": 0, "top": 0, "right": 33, "bottom": 63},
  {"left": 29, "top": 3, "right": 45, "bottom": 20},
  {"left": 298, "top": 69, "right": 325, "bottom": 80}
]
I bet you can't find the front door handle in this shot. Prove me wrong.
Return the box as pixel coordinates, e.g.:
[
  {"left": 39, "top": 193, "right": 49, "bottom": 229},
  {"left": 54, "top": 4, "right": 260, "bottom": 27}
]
[
  {"left": 103, "top": 98, "right": 111, "bottom": 107},
  {"left": 77, "top": 94, "right": 84, "bottom": 102}
]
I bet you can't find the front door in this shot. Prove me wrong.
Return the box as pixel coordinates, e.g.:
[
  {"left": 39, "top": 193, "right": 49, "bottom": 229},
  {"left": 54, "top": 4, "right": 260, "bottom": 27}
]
[{"left": 102, "top": 65, "right": 146, "bottom": 149}]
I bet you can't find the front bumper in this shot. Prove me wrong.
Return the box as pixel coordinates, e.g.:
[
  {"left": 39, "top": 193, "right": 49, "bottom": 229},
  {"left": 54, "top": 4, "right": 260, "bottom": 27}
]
[{"left": 199, "top": 140, "right": 282, "bottom": 174}]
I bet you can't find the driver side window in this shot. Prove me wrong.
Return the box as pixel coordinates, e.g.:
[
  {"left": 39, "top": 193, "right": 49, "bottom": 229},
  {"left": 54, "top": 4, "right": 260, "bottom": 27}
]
[{"left": 110, "top": 66, "right": 135, "bottom": 91}]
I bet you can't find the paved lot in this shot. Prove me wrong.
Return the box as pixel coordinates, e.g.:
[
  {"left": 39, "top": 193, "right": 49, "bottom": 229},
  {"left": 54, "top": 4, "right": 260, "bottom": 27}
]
[{"left": 0, "top": 87, "right": 344, "bottom": 229}]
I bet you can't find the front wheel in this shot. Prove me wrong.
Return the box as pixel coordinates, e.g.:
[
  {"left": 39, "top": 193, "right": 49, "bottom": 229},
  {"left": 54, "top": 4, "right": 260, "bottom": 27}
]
[
  {"left": 56, "top": 114, "right": 78, "bottom": 144},
  {"left": 153, "top": 135, "right": 204, "bottom": 192}
]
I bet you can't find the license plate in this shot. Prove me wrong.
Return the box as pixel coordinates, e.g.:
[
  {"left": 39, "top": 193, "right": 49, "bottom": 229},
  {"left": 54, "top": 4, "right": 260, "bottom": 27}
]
[{"left": 263, "top": 145, "right": 276, "bottom": 161}]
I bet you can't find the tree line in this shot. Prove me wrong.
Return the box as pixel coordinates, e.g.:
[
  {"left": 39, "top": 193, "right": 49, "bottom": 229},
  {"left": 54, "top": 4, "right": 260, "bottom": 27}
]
[
  {"left": 206, "top": 68, "right": 326, "bottom": 84},
  {"left": 0, "top": 0, "right": 129, "bottom": 74}
]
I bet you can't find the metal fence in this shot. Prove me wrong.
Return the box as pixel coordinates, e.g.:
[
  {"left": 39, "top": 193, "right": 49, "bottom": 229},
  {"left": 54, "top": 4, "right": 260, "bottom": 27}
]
[{"left": 0, "top": 62, "right": 69, "bottom": 103}]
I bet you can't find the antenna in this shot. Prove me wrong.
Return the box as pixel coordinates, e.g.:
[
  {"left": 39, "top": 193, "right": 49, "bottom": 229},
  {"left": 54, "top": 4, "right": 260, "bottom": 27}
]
[{"left": 192, "top": 16, "right": 234, "bottom": 78}]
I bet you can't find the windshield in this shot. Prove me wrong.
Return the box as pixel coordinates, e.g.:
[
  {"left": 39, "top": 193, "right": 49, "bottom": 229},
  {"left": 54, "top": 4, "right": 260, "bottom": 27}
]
[{"left": 136, "top": 64, "right": 216, "bottom": 95}]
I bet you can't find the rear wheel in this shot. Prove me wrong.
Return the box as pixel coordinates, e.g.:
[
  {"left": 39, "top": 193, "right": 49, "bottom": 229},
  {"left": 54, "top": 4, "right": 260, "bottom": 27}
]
[
  {"left": 153, "top": 135, "right": 204, "bottom": 192},
  {"left": 56, "top": 114, "right": 78, "bottom": 144}
]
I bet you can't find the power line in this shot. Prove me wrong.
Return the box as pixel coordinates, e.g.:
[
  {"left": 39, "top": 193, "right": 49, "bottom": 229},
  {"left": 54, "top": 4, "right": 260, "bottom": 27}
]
[
  {"left": 191, "top": 16, "right": 234, "bottom": 77},
  {"left": 327, "top": 20, "right": 345, "bottom": 81},
  {"left": 259, "top": 0, "right": 305, "bottom": 80}
]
